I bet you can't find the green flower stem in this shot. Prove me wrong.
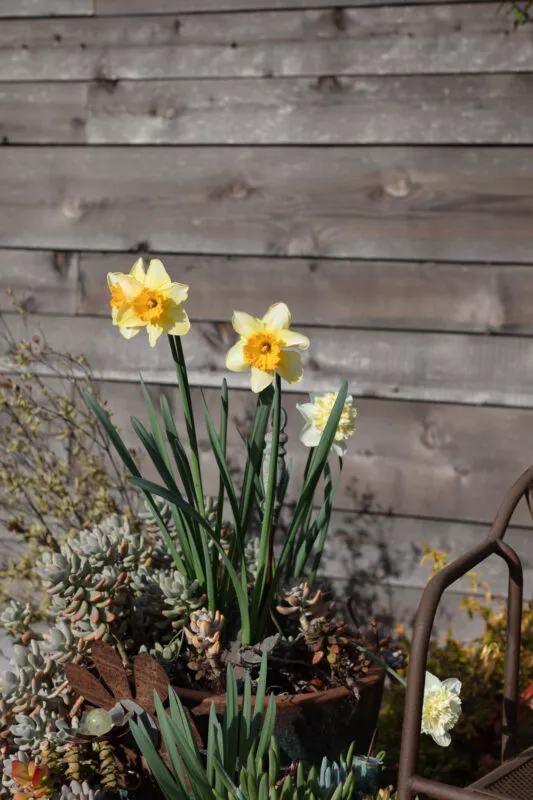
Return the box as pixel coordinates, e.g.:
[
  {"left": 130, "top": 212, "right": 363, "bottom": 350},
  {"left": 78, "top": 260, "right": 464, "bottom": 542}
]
[
  {"left": 250, "top": 373, "right": 281, "bottom": 638},
  {"left": 285, "top": 447, "right": 314, "bottom": 579},
  {"left": 168, "top": 335, "right": 205, "bottom": 518}
]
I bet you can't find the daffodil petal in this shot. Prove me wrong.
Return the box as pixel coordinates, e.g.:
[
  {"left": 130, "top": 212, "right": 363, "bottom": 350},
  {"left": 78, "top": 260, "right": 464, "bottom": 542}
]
[
  {"left": 145, "top": 259, "right": 172, "bottom": 291},
  {"left": 431, "top": 731, "right": 451, "bottom": 747},
  {"left": 296, "top": 402, "right": 314, "bottom": 422},
  {"left": 442, "top": 678, "right": 461, "bottom": 695},
  {"left": 116, "top": 305, "right": 145, "bottom": 328},
  {"left": 278, "top": 329, "right": 310, "bottom": 350},
  {"left": 167, "top": 282, "right": 189, "bottom": 305},
  {"left": 424, "top": 672, "right": 442, "bottom": 694},
  {"left": 262, "top": 302, "right": 291, "bottom": 332},
  {"left": 251, "top": 367, "right": 274, "bottom": 393},
  {"left": 232, "top": 311, "right": 262, "bottom": 337},
  {"left": 277, "top": 350, "right": 303, "bottom": 385},
  {"left": 165, "top": 305, "right": 191, "bottom": 337},
  {"left": 225, "top": 341, "right": 248, "bottom": 372},
  {"left": 300, "top": 423, "right": 322, "bottom": 448},
  {"left": 331, "top": 441, "right": 347, "bottom": 457},
  {"left": 147, "top": 323, "right": 164, "bottom": 347},
  {"left": 129, "top": 258, "right": 146, "bottom": 283},
  {"left": 114, "top": 274, "right": 144, "bottom": 300},
  {"left": 119, "top": 326, "right": 141, "bottom": 340}
]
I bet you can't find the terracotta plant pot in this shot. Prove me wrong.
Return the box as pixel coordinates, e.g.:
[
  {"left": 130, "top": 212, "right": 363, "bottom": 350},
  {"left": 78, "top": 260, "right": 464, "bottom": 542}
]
[{"left": 180, "top": 664, "right": 385, "bottom": 765}]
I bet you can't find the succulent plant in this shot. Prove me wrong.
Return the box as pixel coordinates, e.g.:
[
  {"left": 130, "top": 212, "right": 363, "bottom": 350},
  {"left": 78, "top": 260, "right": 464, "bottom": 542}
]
[
  {"left": 11, "top": 710, "right": 71, "bottom": 752},
  {"left": 244, "top": 537, "right": 261, "bottom": 582},
  {"left": 43, "top": 622, "right": 80, "bottom": 665},
  {"left": 159, "top": 571, "right": 206, "bottom": 631},
  {"left": 276, "top": 581, "right": 330, "bottom": 625},
  {"left": 58, "top": 780, "right": 106, "bottom": 800},
  {"left": 1, "top": 750, "right": 29, "bottom": 799},
  {"left": 0, "top": 641, "right": 66, "bottom": 717},
  {"left": 0, "top": 601, "right": 33, "bottom": 643},
  {"left": 37, "top": 514, "right": 173, "bottom": 652},
  {"left": 184, "top": 608, "right": 224, "bottom": 680},
  {"left": 301, "top": 616, "right": 350, "bottom": 668},
  {"left": 184, "top": 608, "right": 224, "bottom": 658},
  {"left": 138, "top": 495, "right": 176, "bottom": 538}
]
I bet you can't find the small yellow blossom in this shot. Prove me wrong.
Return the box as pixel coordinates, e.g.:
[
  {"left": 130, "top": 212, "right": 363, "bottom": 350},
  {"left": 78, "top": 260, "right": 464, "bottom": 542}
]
[
  {"left": 107, "top": 258, "right": 190, "bottom": 347},
  {"left": 296, "top": 392, "right": 357, "bottom": 456},
  {"left": 421, "top": 671, "right": 462, "bottom": 747},
  {"left": 225, "top": 303, "right": 309, "bottom": 393}
]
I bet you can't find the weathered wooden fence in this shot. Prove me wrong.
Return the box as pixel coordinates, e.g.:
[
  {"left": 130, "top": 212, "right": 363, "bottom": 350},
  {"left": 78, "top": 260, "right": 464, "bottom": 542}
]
[{"left": 1, "top": 0, "right": 533, "bottom": 635}]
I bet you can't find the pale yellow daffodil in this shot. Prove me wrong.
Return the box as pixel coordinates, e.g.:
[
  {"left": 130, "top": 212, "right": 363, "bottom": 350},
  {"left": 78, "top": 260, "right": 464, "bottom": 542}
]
[
  {"left": 107, "top": 258, "right": 190, "bottom": 347},
  {"left": 297, "top": 392, "right": 357, "bottom": 456},
  {"left": 225, "top": 303, "right": 309, "bottom": 393},
  {"left": 421, "top": 671, "right": 462, "bottom": 747}
]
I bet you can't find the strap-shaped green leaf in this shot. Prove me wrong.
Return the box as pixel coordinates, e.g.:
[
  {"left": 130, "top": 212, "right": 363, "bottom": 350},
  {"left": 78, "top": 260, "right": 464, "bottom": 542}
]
[{"left": 130, "top": 719, "right": 184, "bottom": 800}]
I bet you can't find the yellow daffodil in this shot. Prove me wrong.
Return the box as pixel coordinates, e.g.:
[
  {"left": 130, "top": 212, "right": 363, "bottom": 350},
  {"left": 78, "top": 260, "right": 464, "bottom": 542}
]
[
  {"left": 297, "top": 392, "right": 357, "bottom": 456},
  {"left": 107, "top": 258, "right": 190, "bottom": 347},
  {"left": 225, "top": 303, "right": 309, "bottom": 393},
  {"left": 421, "top": 671, "right": 462, "bottom": 747}
]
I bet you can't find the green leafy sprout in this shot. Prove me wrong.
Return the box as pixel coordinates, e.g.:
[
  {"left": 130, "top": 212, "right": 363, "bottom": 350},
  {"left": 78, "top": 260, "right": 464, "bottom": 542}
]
[{"left": 83, "top": 334, "right": 348, "bottom": 646}]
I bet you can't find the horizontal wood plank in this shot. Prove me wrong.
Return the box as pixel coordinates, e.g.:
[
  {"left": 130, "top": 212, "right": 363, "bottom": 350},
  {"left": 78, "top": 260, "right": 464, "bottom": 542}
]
[
  {"left": 8, "top": 75, "right": 533, "bottom": 145},
  {"left": 2, "top": 146, "right": 533, "bottom": 263},
  {"left": 327, "top": 579, "right": 489, "bottom": 640},
  {"left": 5, "top": 313, "right": 533, "bottom": 407},
  {"left": 0, "top": 0, "right": 92, "bottom": 16},
  {"left": 86, "top": 74, "right": 533, "bottom": 146},
  {"left": 79, "top": 252, "right": 533, "bottom": 334},
  {"left": 321, "top": 511, "right": 533, "bottom": 598},
  {"left": 5, "top": 248, "right": 533, "bottom": 335},
  {"left": 0, "top": 250, "right": 79, "bottom": 314},
  {"left": 95, "top": 0, "right": 495, "bottom": 13},
  {"left": 89, "top": 380, "right": 533, "bottom": 527},
  {"left": 0, "top": 5, "right": 528, "bottom": 81},
  {"left": 0, "top": 83, "right": 87, "bottom": 145}
]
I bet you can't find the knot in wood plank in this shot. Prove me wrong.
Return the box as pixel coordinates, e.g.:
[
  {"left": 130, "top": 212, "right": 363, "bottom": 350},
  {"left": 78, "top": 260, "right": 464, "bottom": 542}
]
[
  {"left": 383, "top": 171, "right": 412, "bottom": 199},
  {"left": 211, "top": 178, "right": 252, "bottom": 201}
]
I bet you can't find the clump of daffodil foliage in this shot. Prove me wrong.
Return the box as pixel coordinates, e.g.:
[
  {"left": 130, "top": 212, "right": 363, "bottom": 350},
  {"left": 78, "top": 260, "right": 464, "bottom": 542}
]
[
  {"left": 91, "top": 257, "right": 390, "bottom": 694},
  {"left": 0, "top": 312, "right": 135, "bottom": 596},
  {"left": 378, "top": 548, "right": 533, "bottom": 787},
  {"left": 0, "top": 258, "right": 403, "bottom": 799}
]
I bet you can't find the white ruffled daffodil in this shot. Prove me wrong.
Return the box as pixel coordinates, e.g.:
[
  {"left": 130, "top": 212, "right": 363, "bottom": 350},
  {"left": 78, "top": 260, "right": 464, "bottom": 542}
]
[
  {"left": 107, "top": 258, "right": 190, "bottom": 347},
  {"left": 225, "top": 303, "right": 310, "bottom": 393},
  {"left": 297, "top": 392, "right": 357, "bottom": 456},
  {"left": 421, "top": 671, "right": 462, "bottom": 747}
]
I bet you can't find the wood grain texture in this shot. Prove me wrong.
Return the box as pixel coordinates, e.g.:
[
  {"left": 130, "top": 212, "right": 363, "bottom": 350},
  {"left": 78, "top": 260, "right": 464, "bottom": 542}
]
[
  {"left": 90, "top": 381, "right": 533, "bottom": 528},
  {"left": 0, "top": 5, "right": 528, "bottom": 81},
  {"left": 4, "top": 248, "right": 533, "bottom": 334},
  {"left": 0, "top": 0, "right": 92, "bottom": 16},
  {"left": 6, "top": 312, "right": 533, "bottom": 407},
  {"left": 8, "top": 74, "right": 532, "bottom": 145},
  {"left": 8, "top": 74, "right": 533, "bottom": 144},
  {"left": 79, "top": 252, "right": 533, "bottom": 334},
  {"left": 2, "top": 146, "right": 533, "bottom": 263},
  {"left": 0, "top": 83, "right": 87, "bottom": 145},
  {"left": 321, "top": 510, "right": 533, "bottom": 598},
  {"left": 95, "top": 0, "right": 494, "bottom": 13},
  {"left": 85, "top": 74, "right": 533, "bottom": 146},
  {"left": 0, "top": 250, "right": 79, "bottom": 314}
]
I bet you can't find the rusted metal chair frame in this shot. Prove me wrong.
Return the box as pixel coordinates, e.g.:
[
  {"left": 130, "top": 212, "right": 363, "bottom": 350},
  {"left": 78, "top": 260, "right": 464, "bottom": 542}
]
[{"left": 397, "top": 467, "right": 533, "bottom": 800}]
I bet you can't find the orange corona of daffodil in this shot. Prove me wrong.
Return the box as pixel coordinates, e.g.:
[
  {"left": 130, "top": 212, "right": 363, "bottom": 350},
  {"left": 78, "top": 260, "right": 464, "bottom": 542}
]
[
  {"left": 107, "top": 258, "right": 190, "bottom": 347},
  {"left": 11, "top": 761, "right": 52, "bottom": 800},
  {"left": 225, "top": 303, "right": 309, "bottom": 393}
]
